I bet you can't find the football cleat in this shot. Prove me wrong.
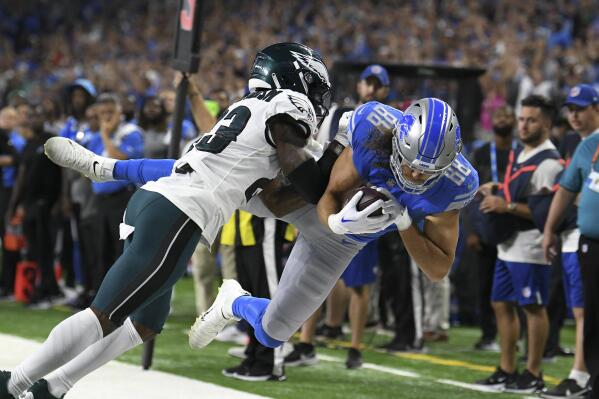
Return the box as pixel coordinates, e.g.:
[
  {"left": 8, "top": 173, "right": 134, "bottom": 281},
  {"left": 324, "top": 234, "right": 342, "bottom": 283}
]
[
  {"left": 189, "top": 280, "right": 249, "bottom": 349},
  {"left": 44, "top": 137, "right": 115, "bottom": 182},
  {"left": 284, "top": 343, "right": 318, "bottom": 367},
  {"left": 0, "top": 371, "right": 17, "bottom": 399},
  {"left": 21, "top": 379, "right": 63, "bottom": 399}
]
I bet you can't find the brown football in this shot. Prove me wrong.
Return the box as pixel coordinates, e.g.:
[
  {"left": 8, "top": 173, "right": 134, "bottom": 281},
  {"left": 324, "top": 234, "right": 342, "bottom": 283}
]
[{"left": 344, "top": 186, "right": 389, "bottom": 216}]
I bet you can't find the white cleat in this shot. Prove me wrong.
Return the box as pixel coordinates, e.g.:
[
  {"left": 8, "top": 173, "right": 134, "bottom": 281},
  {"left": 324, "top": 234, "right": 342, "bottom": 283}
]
[
  {"left": 44, "top": 137, "right": 116, "bottom": 182},
  {"left": 189, "top": 279, "right": 249, "bottom": 349}
]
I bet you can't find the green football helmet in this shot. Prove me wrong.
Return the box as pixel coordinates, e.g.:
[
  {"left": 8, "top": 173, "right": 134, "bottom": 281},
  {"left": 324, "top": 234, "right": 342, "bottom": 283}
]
[{"left": 249, "top": 42, "right": 332, "bottom": 124}]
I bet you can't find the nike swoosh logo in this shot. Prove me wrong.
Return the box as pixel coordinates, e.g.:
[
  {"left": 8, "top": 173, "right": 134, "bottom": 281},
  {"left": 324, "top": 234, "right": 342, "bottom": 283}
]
[
  {"left": 92, "top": 161, "right": 99, "bottom": 176},
  {"left": 341, "top": 217, "right": 354, "bottom": 223}
]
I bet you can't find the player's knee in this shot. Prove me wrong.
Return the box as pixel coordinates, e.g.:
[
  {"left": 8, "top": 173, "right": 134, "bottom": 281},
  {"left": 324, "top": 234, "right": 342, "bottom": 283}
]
[
  {"left": 90, "top": 306, "right": 119, "bottom": 337},
  {"left": 132, "top": 320, "right": 159, "bottom": 342}
]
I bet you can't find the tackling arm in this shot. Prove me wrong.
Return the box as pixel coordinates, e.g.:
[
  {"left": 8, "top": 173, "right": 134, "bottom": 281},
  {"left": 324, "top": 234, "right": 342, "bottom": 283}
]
[{"left": 270, "top": 119, "right": 329, "bottom": 204}]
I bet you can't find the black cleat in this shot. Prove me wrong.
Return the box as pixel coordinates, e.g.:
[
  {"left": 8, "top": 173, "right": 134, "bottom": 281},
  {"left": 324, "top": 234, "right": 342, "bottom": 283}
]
[
  {"left": 315, "top": 324, "right": 343, "bottom": 340},
  {"left": 22, "top": 379, "right": 63, "bottom": 399},
  {"left": 284, "top": 343, "right": 318, "bottom": 367},
  {"left": 0, "top": 371, "right": 17, "bottom": 399},
  {"left": 475, "top": 366, "right": 518, "bottom": 391},
  {"left": 540, "top": 378, "right": 590, "bottom": 398},
  {"left": 223, "top": 363, "right": 286, "bottom": 382},
  {"left": 345, "top": 348, "right": 363, "bottom": 369},
  {"left": 505, "top": 369, "right": 545, "bottom": 394}
]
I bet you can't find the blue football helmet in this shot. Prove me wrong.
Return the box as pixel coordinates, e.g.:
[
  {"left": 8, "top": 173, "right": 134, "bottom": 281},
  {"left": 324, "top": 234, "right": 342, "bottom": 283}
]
[{"left": 390, "top": 98, "right": 462, "bottom": 194}]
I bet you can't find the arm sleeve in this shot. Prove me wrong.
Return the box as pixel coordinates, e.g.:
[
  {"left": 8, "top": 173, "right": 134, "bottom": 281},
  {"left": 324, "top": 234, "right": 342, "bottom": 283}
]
[{"left": 113, "top": 159, "right": 175, "bottom": 184}]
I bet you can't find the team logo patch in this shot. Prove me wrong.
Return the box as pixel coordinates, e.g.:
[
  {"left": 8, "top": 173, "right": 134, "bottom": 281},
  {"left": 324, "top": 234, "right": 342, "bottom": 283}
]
[
  {"left": 569, "top": 87, "right": 581, "bottom": 97},
  {"left": 287, "top": 95, "right": 315, "bottom": 123},
  {"left": 522, "top": 286, "right": 531, "bottom": 298}
]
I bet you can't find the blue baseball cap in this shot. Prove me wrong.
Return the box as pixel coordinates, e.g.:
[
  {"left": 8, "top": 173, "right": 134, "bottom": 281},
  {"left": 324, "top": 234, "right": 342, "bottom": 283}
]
[
  {"left": 68, "top": 78, "right": 97, "bottom": 98},
  {"left": 360, "top": 64, "right": 390, "bottom": 87},
  {"left": 563, "top": 84, "right": 599, "bottom": 107}
]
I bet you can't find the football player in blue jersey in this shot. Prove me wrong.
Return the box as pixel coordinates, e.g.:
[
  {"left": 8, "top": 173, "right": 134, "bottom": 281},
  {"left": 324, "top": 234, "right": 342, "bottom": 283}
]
[
  {"left": 321, "top": 98, "right": 478, "bottom": 281},
  {"left": 28, "top": 96, "right": 476, "bottom": 398}
]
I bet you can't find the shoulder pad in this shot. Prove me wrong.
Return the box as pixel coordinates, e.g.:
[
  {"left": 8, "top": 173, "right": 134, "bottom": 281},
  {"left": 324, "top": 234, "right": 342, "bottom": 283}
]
[{"left": 265, "top": 90, "right": 318, "bottom": 137}]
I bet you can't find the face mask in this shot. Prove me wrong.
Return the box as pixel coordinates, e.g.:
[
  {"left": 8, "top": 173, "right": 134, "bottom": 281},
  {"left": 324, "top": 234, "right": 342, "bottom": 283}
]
[{"left": 493, "top": 125, "right": 513, "bottom": 137}]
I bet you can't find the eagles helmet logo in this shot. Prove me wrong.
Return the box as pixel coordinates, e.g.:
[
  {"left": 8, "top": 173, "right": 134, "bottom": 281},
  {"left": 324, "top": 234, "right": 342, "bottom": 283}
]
[{"left": 289, "top": 50, "right": 330, "bottom": 87}]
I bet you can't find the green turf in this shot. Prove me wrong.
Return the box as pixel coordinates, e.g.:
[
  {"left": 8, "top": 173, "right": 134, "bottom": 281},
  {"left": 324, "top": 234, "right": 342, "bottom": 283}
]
[{"left": 0, "top": 276, "right": 575, "bottom": 398}]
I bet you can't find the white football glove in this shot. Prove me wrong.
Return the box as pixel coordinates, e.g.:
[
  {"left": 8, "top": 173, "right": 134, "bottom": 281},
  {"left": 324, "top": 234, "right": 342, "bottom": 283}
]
[
  {"left": 376, "top": 187, "right": 413, "bottom": 231},
  {"left": 328, "top": 190, "right": 392, "bottom": 235},
  {"left": 332, "top": 111, "right": 353, "bottom": 147}
]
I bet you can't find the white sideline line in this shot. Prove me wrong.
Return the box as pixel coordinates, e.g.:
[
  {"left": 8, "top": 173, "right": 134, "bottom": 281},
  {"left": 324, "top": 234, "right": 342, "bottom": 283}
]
[
  {"left": 435, "top": 379, "right": 503, "bottom": 393},
  {"left": 318, "top": 354, "right": 538, "bottom": 397},
  {"left": 0, "top": 333, "right": 270, "bottom": 399},
  {"left": 318, "top": 354, "right": 420, "bottom": 378}
]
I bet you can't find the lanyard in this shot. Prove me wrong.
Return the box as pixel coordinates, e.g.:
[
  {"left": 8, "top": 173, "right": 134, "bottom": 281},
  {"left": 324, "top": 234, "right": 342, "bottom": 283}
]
[
  {"left": 490, "top": 139, "right": 517, "bottom": 183},
  {"left": 592, "top": 143, "right": 599, "bottom": 166}
]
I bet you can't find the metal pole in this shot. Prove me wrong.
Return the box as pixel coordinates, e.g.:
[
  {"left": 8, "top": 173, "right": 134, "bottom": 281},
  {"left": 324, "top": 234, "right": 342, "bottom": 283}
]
[{"left": 168, "top": 74, "right": 189, "bottom": 159}]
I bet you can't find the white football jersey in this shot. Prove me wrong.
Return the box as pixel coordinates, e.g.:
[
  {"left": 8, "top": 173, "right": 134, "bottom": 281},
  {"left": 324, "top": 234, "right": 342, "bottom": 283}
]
[{"left": 142, "top": 89, "right": 318, "bottom": 245}]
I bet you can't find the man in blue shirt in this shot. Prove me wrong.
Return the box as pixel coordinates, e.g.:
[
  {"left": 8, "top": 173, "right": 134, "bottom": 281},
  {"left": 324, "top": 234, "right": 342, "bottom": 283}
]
[
  {"left": 86, "top": 93, "right": 143, "bottom": 293},
  {"left": 544, "top": 84, "right": 599, "bottom": 398}
]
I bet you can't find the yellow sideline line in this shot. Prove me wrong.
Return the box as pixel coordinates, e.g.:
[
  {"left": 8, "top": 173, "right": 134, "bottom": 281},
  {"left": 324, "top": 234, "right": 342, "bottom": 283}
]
[
  {"left": 393, "top": 353, "right": 560, "bottom": 385},
  {"left": 316, "top": 337, "right": 560, "bottom": 385}
]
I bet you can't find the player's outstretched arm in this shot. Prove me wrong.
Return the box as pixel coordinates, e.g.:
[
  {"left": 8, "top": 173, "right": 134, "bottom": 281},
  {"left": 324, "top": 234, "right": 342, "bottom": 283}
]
[{"left": 400, "top": 210, "right": 459, "bottom": 282}]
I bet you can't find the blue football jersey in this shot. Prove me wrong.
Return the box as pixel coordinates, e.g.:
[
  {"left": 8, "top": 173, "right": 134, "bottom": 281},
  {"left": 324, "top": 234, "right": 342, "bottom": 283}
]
[{"left": 347, "top": 101, "right": 479, "bottom": 241}]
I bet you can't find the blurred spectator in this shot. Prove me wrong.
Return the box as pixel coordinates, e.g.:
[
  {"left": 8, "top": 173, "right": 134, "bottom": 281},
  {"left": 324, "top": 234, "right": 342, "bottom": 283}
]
[
  {"left": 467, "top": 105, "right": 519, "bottom": 352},
  {"left": 120, "top": 94, "right": 138, "bottom": 123},
  {"left": 40, "top": 97, "right": 64, "bottom": 136},
  {"left": 158, "top": 88, "right": 197, "bottom": 146},
  {"left": 543, "top": 84, "right": 599, "bottom": 398},
  {"left": 68, "top": 104, "right": 101, "bottom": 309},
  {"left": 476, "top": 95, "right": 563, "bottom": 393},
  {"left": 8, "top": 105, "right": 62, "bottom": 306},
  {"left": 86, "top": 93, "right": 143, "bottom": 292},
  {"left": 138, "top": 96, "right": 169, "bottom": 159},
  {"left": 0, "top": 1, "right": 595, "bottom": 121},
  {"left": 58, "top": 79, "right": 97, "bottom": 300},
  {"left": 0, "top": 106, "right": 22, "bottom": 298}
]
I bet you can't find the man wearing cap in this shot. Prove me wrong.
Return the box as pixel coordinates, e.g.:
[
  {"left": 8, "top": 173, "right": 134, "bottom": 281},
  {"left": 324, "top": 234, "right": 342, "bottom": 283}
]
[
  {"left": 286, "top": 64, "right": 393, "bottom": 369},
  {"left": 543, "top": 84, "right": 599, "bottom": 398}
]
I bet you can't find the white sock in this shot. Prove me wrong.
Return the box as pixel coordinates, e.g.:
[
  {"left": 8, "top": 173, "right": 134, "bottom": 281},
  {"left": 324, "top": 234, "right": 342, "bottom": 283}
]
[
  {"left": 8, "top": 308, "right": 102, "bottom": 397},
  {"left": 45, "top": 318, "right": 143, "bottom": 398},
  {"left": 569, "top": 369, "right": 590, "bottom": 388}
]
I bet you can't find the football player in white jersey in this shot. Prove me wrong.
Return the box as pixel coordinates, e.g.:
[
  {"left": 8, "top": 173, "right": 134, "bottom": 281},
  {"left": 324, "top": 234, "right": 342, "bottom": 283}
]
[{"left": 0, "top": 42, "right": 345, "bottom": 399}]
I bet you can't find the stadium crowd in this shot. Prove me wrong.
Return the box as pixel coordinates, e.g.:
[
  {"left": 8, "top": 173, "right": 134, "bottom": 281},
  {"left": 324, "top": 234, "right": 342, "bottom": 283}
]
[{"left": 0, "top": 0, "right": 598, "bottom": 397}]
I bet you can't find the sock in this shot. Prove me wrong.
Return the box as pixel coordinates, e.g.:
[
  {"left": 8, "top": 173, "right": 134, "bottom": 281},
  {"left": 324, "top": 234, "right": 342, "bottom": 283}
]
[
  {"left": 45, "top": 318, "right": 143, "bottom": 398},
  {"left": 8, "top": 308, "right": 102, "bottom": 397},
  {"left": 232, "top": 296, "right": 282, "bottom": 348},
  {"left": 113, "top": 159, "right": 175, "bottom": 184},
  {"left": 569, "top": 369, "right": 590, "bottom": 388}
]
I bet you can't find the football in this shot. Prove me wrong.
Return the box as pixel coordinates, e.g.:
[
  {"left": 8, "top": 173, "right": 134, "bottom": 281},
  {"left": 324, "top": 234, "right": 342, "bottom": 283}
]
[{"left": 344, "top": 186, "right": 389, "bottom": 216}]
